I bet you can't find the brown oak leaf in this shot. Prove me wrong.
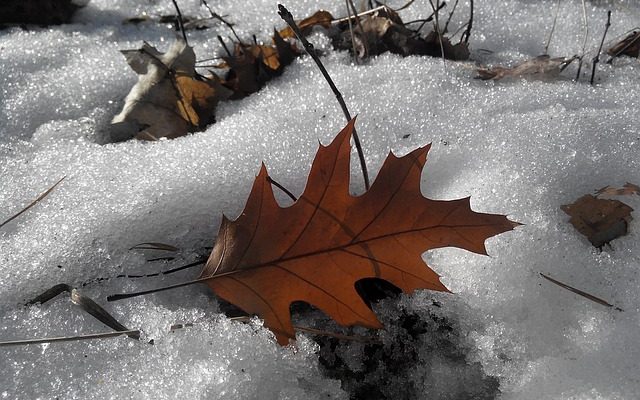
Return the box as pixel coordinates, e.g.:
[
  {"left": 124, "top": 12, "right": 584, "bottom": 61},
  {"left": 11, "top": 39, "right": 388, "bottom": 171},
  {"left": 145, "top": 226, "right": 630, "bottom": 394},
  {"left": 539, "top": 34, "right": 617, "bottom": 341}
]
[{"left": 199, "top": 119, "right": 518, "bottom": 344}]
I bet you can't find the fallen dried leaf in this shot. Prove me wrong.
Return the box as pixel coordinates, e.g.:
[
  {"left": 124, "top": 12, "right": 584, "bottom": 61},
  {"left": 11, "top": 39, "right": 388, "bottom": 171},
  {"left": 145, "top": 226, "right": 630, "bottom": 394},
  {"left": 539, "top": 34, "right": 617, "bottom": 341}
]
[
  {"left": 562, "top": 194, "right": 633, "bottom": 248},
  {"left": 476, "top": 55, "right": 576, "bottom": 80},
  {"left": 278, "top": 10, "right": 334, "bottom": 39},
  {"left": 221, "top": 32, "right": 299, "bottom": 99},
  {"left": 112, "top": 39, "right": 231, "bottom": 140},
  {"left": 199, "top": 119, "right": 518, "bottom": 344},
  {"left": 595, "top": 182, "right": 640, "bottom": 197},
  {"left": 607, "top": 30, "right": 640, "bottom": 59},
  {"left": 332, "top": 8, "right": 469, "bottom": 61}
]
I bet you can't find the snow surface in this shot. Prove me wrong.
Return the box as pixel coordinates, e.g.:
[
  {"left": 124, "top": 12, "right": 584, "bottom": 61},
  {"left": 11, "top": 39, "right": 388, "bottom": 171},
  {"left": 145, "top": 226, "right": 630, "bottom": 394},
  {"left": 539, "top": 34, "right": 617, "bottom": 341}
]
[{"left": 1, "top": 0, "right": 639, "bottom": 399}]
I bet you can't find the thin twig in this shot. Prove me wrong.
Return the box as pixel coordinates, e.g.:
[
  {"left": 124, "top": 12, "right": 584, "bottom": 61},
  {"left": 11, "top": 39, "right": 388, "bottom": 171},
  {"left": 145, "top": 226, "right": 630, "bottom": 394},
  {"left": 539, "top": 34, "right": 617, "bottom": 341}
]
[
  {"left": 217, "top": 35, "right": 232, "bottom": 57},
  {"left": 195, "top": 56, "right": 223, "bottom": 63},
  {"left": 267, "top": 176, "right": 298, "bottom": 202},
  {"left": 540, "top": 273, "right": 623, "bottom": 311},
  {"left": 410, "top": 2, "right": 446, "bottom": 35},
  {"left": 170, "top": 0, "right": 188, "bottom": 44},
  {"left": 545, "top": 0, "right": 562, "bottom": 54},
  {"left": 0, "top": 177, "right": 65, "bottom": 229},
  {"left": 0, "top": 330, "right": 140, "bottom": 347},
  {"left": 428, "top": 0, "right": 446, "bottom": 66},
  {"left": 345, "top": 0, "right": 360, "bottom": 63},
  {"left": 590, "top": 10, "right": 611, "bottom": 85},
  {"left": 108, "top": 267, "right": 283, "bottom": 301},
  {"left": 332, "top": 5, "right": 387, "bottom": 25},
  {"left": 200, "top": 0, "right": 243, "bottom": 43},
  {"left": 146, "top": 256, "right": 175, "bottom": 262},
  {"left": 575, "top": 0, "right": 589, "bottom": 81},
  {"left": 443, "top": 0, "right": 459, "bottom": 35},
  {"left": 460, "top": 0, "right": 473, "bottom": 44},
  {"left": 393, "top": 0, "right": 416, "bottom": 12},
  {"left": 108, "top": 276, "right": 213, "bottom": 301},
  {"left": 348, "top": 0, "right": 368, "bottom": 60},
  {"left": 117, "top": 258, "right": 206, "bottom": 279},
  {"left": 129, "top": 242, "right": 179, "bottom": 252},
  {"left": 277, "top": 4, "right": 370, "bottom": 190}
]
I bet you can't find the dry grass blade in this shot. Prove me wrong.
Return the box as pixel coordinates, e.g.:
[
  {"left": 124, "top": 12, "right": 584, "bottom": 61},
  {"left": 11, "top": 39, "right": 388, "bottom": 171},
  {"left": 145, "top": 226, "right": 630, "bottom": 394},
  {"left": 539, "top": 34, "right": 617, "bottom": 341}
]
[
  {"left": 28, "top": 285, "right": 139, "bottom": 339},
  {"left": 117, "top": 258, "right": 206, "bottom": 279},
  {"left": 332, "top": 6, "right": 387, "bottom": 25},
  {"left": 0, "top": 330, "right": 141, "bottom": 347},
  {"left": 540, "top": 273, "right": 622, "bottom": 311},
  {"left": 0, "top": 177, "right": 65, "bottom": 229},
  {"left": 129, "top": 242, "right": 179, "bottom": 251},
  {"left": 545, "top": 0, "right": 562, "bottom": 54}
]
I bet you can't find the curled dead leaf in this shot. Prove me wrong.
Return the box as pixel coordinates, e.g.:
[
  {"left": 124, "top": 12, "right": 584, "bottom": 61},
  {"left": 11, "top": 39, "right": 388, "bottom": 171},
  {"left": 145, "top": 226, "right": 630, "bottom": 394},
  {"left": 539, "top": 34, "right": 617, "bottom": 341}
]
[
  {"left": 476, "top": 55, "right": 576, "bottom": 81},
  {"left": 607, "top": 30, "right": 640, "bottom": 59},
  {"left": 112, "top": 39, "right": 231, "bottom": 140},
  {"left": 562, "top": 194, "right": 633, "bottom": 249}
]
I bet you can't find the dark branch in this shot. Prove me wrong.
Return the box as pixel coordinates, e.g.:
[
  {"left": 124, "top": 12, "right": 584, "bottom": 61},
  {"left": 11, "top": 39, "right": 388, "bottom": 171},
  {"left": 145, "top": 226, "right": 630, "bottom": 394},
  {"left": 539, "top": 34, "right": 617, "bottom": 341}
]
[
  {"left": 277, "top": 4, "right": 370, "bottom": 190},
  {"left": 590, "top": 10, "right": 611, "bottom": 85},
  {"left": 171, "top": 0, "right": 188, "bottom": 44}
]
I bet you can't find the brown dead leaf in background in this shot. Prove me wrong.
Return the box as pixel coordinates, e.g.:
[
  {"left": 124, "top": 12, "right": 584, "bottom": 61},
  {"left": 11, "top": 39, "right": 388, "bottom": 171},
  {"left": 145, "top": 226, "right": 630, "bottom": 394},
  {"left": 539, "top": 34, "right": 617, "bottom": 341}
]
[
  {"left": 595, "top": 182, "right": 640, "bottom": 197},
  {"left": 607, "top": 31, "right": 640, "bottom": 59},
  {"left": 221, "top": 32, "right": 299, "bottom": 99},
  {"left": 199, "top": 119, "right": 518, "bottom": 344},
  {"left": 112, "top": 39, "right": 231, "bottom": 140},
  {"left": 476, "top": 55, "right": 576, "bottom": 80},
  {"left": 331, "top": 8, "right": 469, "bottom": 61},
  {"left": 562, "top": 194, "right": 633, "bottom": 249},
  {"left": 278, "top": 10, "right": 334, "bottom": 39}
]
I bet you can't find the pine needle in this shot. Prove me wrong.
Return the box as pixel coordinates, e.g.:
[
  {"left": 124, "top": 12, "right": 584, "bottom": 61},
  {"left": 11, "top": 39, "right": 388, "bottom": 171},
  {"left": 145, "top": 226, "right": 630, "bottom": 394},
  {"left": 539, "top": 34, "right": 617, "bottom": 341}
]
[{"left": 0, "top": 177, "right": 65, "bottom": 229}]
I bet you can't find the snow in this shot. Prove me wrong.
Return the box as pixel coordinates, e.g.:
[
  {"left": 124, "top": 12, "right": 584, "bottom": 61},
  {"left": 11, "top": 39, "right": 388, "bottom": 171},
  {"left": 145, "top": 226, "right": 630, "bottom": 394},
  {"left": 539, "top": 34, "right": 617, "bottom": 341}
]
[{"left": 1, "top": 0, "right": 640, "bottom": 399}]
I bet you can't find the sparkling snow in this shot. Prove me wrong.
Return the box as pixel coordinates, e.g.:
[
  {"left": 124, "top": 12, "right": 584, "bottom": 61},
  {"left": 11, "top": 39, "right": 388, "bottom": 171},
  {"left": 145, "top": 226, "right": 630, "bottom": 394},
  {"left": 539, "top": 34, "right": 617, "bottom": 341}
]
[{"left": 1, "top": 0, "right": 639, "bottom": 399}]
